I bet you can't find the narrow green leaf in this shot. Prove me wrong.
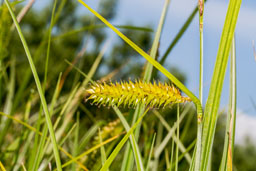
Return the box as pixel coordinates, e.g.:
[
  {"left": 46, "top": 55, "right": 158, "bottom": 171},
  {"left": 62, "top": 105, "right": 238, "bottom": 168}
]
[
  {"left": 200, "top": 0, "right": 241, "bottom": 170},
  {"left": 220, "top": 37, "right": 237, "bottom": 171},
  {"left": 113, "top": 106, "right": 144, "bottom": 171},
  {"left": 98, "top": 128, "right": 107, "bottom": 170},
  {"left": 175, "top": 104, "right": 180, "bottom": 171},
  {"left": 145, "top": 133, "right": 156, "bottom": 171},
  {"left": 100, "top": 108, "right": 149, "bottom": 171}
]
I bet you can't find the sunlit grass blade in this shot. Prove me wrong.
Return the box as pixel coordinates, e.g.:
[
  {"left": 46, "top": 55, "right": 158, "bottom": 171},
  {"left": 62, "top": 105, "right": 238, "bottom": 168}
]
[
  {"left": 53, "top": 24, "right": 153, "bottom": 40},
  {"left": 153, "top": 107, "right": 192, "bottom": 163},
  {"left": 228, "top": 37, "right": 237, "bottom": 170},
  {"left": 31, "top": 73, "right": 63, "bottom": 171},
  {"left": 4, "top": 0, "right": 62, "bottom": 170},
  {"left": 159, "top": 5, "right": 197, "bottom": 65},
  {"left": 98, "top": 128, "right": 108, "bottom": 170},
  {"left": 145, "top": 133, "right": 156, "bottom": 171},
  {"left": 72, "top": 113, "right": 80, "bottom": 171},
  {"left": 175, "top": 104, "right": 180, "bottom": 171},
  {"left": 82, "top": 40, "right": 108, "bottom": 86},
  {"left": 100, "top": 108, "right": 149, "bottom": 171},
  {"left": 152, "top": 122, "right": 163, "bottom": 171},
  {"left": 78, "top": 123, "right": 103, "bottom": 152},
  {"left": 169, "top": 132, "right": 175, "bottom": 171},
  {"left": 113, "top": 106, "right": 144, "bottom": 171},
  {"left": 220, "top": 37, "right": 237, "bottom": 171},
  {"left": 31, "top": 0, "right": 58, "bottom": 169},
  {"left": 200, "top": 0, "right": 241, "bottom": 170},
  {"left": 144, "top": 0, "right": 170, "bottom": 81}
]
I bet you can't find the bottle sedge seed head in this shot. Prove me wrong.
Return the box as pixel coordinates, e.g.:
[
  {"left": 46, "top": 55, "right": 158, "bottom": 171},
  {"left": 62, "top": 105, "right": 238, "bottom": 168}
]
[{"left": 86, "top": 80, "right": 191, "bottom": 108}]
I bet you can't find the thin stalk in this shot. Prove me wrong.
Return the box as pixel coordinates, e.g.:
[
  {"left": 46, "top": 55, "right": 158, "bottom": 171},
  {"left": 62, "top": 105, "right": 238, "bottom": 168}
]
[
  {"left": 71, "top": 113, "right": 80, "bottom": 171},
  {"left": 230, "top": 37, "right": 237, "bottom": 169},
  {"left": 31, "top": 1, "right": 58, "bottom": 170},
  {"left": 195, "top": 0, "right": 204, "bottom": 170},
  {"left": 199, "top": 0, "right": 204, "bottom": 105},
  {"left": 43, "top": 0, "right": 57, "bottom": 91},
  {"left": 169, "top": 134, "right": 175, "bottom": 171},
  {"left": 145, "top": 133, "right": 156, "bottom": 171},
  {"left": 175, "top": 104, "right": 179, "bottom": 171},
  {"left": 4, "top": 1, "right": 62, "bottom": 170}
]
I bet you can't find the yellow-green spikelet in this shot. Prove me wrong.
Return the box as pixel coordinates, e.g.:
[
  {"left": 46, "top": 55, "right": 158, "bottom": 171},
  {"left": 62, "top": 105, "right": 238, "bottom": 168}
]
[{"left": 86, "top": 80, "right": 191, "bottom": 108}]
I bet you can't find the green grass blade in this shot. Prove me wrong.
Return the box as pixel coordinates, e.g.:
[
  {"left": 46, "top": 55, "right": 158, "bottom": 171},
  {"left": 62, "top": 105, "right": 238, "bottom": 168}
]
[
  {"left": 71, "top": 113, "right": 80, "bottom": 171},
  {"left": 169, "top": 135, "right": 175, "bottom": 171},
  {"left": 143, "top": 0, "right": 170, "bottom": 81},
  {"left": 145, "top": 133, "right": 156, "bottom": 171},
  {"left": 220, "top": 37, "right": 237, "bottom": 171},
  {"left": 160, "top": 5, "right": 197, "bottom": 65},
  {"left": 78, "top": 123, "right": 103, "bottom": 152},
  {"left": 98, "top": 128, "right": 108, "bottom": 170},
  {"left": 4, "top": 0, "right": 62, "bottom": 170},
  {"left": 82, "top": 41, "right": 108, "bottom": 86},
  {"left": 112, "top": 106, "right": 144, "bottom": 171},
  {"left": 152, "top": 122, "right": 163, "bottom": 171},
  {"left": 159, "top": 0, "right": 208, "bottom": 66},
  {"left": 200, "top": 1, "right": 241, "bottom": 170},
  {"left": 53, "top": 24, "right": 153, "bottom": 40},
  {"left": 2, "top": 59, "right": 15, "bottom": 118},
  {"left": 175, "top": 104, "right": 180, "bottom": 171},
  {"left": 31, "top": 73, "right": 62, "bottom": 170},
  {"left": 43, "top": 0, "right": 57, "bottom": 91},
  {"left": 31, "top": 0, "right": 58, "bottom": 169},
  {"left": 229, "top": 37, "right": 237, "bottom": 170},
  {"left": 100, "top": 108, "right": 149, "bottom": 171}
]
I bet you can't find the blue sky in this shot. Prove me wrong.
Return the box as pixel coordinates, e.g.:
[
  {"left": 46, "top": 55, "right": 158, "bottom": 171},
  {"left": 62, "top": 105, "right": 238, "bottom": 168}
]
[{"left": 33, "top": 0, "right": 256, "bottom": 116}]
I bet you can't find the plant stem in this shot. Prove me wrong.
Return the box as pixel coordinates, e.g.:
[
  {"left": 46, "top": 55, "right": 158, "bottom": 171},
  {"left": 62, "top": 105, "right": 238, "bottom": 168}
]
[
  {"left": 175, "top": 104, "right": 179, "bottom": 171},
  {"left": 195, "top": 0, "right": 204, "bottom": 170}
]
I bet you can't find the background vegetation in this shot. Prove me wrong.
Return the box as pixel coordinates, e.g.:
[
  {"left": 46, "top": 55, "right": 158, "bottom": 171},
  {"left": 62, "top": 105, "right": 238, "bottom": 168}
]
[{"left": 0, "top": 0, "right": 255, "bottom": 170}]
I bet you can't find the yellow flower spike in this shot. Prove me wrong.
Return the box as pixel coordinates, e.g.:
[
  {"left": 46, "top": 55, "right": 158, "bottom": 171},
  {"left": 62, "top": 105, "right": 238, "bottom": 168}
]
[{"left": 86, "top": 80, "right": 191, "bottom": 108}]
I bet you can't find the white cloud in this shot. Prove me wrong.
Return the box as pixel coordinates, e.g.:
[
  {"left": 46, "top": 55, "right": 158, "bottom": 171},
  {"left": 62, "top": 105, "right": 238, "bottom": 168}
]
[{"left": 235, "top": 109, "right": 256, "bottom": 145}]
